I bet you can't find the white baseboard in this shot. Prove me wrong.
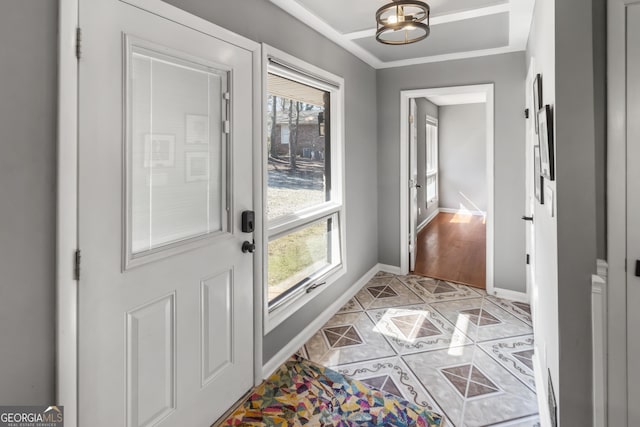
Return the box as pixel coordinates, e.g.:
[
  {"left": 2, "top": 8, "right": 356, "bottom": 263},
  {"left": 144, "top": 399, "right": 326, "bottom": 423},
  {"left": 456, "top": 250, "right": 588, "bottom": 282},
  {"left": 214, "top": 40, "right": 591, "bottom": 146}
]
[
  {"left": 592, "top": 273, "right": 607, "bottom": 427},
  {"left": 261, "top": 263, "right": 381, "bottom": 379},
  {"left": 417, "top": 208, "right": 439, "bottom": 233},
  {"left": 533, "top": 349, "right": 552, "bottom": 427},
  {"left": 377, "top": 263, "right": 403, "bottom": 275},
  {"left": 439, "top": 207, "right": 486, "bottom": 217},
  {"left": 492, "top": 287, "right": 529, "bottom": 304},
  {"left": 596, "top": 258, "right": 608, "bottom": 280}
]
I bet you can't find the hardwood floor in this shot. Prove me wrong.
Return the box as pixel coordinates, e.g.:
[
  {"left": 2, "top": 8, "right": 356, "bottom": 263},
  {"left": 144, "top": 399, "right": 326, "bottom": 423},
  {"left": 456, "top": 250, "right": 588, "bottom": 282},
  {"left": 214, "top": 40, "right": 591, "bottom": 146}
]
[{"left": 414, "top": 212, "right": 486, "bottom": 289}]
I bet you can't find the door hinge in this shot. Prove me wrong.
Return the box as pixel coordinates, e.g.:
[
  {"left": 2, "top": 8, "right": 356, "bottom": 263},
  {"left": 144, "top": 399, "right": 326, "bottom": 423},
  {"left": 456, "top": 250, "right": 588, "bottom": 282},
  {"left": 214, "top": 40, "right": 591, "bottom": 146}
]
[
  {"left": 74, "top": 249, "right": 81, "bottom": 281},
  {"left": 223, "top": 92, "right": 230, "bottom": 101},
  {"left": 524, "top": 108, "right": 529, "bottom": 118},
  {"left": 526, "top": 254, "right": 530, "bottom": 265},
  {"left": 223, "top": 120, "right": 230, "bottom": 134},
  {"left": 409, "top": 114, "right": 414, "bottom": 124},
  {"left": 75, "top": 27, "right": 82, "bottom": 60}
]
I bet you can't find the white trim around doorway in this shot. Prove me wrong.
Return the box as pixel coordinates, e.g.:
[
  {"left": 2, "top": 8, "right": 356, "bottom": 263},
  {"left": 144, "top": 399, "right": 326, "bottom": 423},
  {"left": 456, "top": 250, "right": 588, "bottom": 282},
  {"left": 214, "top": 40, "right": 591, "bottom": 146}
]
[{"left": 399, "top": 84, "right": 495, "bottom": 295}]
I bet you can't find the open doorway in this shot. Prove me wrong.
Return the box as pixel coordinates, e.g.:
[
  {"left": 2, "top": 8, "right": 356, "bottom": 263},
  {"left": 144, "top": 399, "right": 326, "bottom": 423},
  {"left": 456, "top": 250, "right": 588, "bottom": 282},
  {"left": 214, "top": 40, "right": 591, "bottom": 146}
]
[{"left": 400, "top": 85, "right": 494, "bottom": 292}]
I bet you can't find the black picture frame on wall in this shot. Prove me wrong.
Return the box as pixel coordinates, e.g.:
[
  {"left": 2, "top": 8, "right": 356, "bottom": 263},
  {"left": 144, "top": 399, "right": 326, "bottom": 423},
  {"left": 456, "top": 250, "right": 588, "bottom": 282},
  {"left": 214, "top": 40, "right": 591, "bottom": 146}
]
[
  {"left": 533, "top": 73, "right": 543, "bottom": 133},
  {"left": 538, "top": 104, "right": 555, "bottom": 180},
  {"left": 534, "top": 145, "right": 544, "bottom": 204}
]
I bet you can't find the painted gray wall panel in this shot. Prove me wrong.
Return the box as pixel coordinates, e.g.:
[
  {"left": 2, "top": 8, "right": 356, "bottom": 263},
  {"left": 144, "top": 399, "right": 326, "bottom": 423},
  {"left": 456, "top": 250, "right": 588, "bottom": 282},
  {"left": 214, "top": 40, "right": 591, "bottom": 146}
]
[
  {"left": 0, "top": 0, "right": 57, "bottom": 403},
  {"left": 416, "top": 98, "right": 438, "bottom": 226},
  {"left": 555, "top": 0, "right": 597, "bottom": 423},
  {"left": 438, "top": 103, "right": 487, "bottom": 212},
  {"left": 164, "top": 0, "right": 379, "bottom": 364},
  {"left": 377, "top": 52, "right": 526, "bottom": 292},
  {"left": 593, "top": 0, "right": 606, "bottom": 260}
]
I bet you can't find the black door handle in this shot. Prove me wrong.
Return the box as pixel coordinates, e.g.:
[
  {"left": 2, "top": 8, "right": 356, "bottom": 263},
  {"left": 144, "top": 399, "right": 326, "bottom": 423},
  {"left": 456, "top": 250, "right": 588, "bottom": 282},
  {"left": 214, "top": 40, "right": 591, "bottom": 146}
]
[
  {"left": 521, "top": 215, "right": 534, "bottom": 222},
  {"left": 635, "top": 260, "right": 640, "bottom": 277},
  {"left": 415, "top": 184, "right": 422, "bottom": 188},
  {"left": 242, "top": 240, "right": 256, "bottom": 253}
]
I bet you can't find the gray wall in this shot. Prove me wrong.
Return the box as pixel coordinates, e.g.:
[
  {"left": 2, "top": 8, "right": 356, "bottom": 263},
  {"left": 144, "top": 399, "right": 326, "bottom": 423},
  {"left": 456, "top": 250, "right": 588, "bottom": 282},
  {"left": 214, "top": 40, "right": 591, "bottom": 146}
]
[
  {"left": 593, "top": 0, "right": 607, "bottom": 260},
  {"left": 377, "top": 52, "right": 526, "bottom": 292},
  {"left": 438, "top": 103, "right": 487, "bottom": 212},
  {"left": 0, "top": 0, "right": 57, "bottom": 403},
  {"left": 416, "top": 98, "right": 438, "bottom": 226},
  {"left": 555, "top": 0, "right": 598, "bottom": 422},
  {"left": 164, "top": 0, "right": 379, "bottom": 364},
  {"left": 527, "top": 0, "right": 600, "bottom": 423}
]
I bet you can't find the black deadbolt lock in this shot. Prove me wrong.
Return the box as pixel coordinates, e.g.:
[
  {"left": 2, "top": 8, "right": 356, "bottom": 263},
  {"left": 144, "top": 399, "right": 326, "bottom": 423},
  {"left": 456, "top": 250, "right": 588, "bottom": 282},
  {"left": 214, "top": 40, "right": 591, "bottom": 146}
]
[{"left": 242, "top": 211, "right": 255, "bottom": 233}]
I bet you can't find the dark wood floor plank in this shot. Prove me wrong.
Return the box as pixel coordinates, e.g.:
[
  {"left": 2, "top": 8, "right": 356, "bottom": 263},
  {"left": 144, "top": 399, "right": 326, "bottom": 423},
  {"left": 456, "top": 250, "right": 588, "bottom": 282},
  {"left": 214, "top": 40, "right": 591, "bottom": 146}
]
[{"left": 413, "top": 212, "right": 486, "bottom": 289}]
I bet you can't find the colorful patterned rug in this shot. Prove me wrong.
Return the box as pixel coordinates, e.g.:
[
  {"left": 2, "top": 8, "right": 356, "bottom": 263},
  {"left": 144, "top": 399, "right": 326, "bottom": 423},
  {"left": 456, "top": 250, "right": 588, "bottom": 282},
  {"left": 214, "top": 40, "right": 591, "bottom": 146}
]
[{"left": 219, "top": 355, "right": 442, "bottom": 426}]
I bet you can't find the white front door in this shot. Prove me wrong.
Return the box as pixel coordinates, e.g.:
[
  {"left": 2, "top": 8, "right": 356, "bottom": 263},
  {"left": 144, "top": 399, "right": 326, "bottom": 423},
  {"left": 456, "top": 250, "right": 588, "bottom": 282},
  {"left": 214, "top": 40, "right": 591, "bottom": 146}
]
[
  {"left": 626, "top": 4, "right": 640, "bottom": 423},
  {"left": 409, "top": 99, "right": 419, "bottom": 272},
  {"left": 78, "top": 1, "right": 255, "bottom": 426}
]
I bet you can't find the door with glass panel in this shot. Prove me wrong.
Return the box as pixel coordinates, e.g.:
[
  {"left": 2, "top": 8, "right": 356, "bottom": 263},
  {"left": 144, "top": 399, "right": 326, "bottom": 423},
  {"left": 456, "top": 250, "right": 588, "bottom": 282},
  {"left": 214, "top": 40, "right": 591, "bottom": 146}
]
[{"left": 78, "top": 1, "right": 255, "bottom": 426}]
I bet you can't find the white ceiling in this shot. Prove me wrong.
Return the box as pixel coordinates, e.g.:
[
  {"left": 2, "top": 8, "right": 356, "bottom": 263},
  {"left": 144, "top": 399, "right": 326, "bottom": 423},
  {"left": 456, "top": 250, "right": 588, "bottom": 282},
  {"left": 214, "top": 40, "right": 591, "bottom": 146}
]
[{"left": 269, "top": 0, "right": 535, "bottom": 69}]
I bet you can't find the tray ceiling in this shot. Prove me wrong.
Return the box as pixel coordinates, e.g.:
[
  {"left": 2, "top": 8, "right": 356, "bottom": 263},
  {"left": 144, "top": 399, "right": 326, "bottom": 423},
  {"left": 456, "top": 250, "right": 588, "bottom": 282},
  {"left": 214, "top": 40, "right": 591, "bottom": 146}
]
[{"left": 269, "top": 0, "right": 535, "bottom": 69}]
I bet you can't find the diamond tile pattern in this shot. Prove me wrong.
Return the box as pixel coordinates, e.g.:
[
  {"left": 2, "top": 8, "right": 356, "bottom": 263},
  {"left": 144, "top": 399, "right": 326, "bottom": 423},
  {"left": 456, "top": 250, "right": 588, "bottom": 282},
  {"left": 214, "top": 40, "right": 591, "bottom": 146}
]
[
  {"left": 303, "top": 272, "right": 539, "bottom": 426},
  {"left": 461, "top": 308, "right": 502, "bottom": 326},
  {"left": 513, "top": 302, "right": 532, "bottom": 314},
  {"left": 513, "top": 349, "right": 535, "bottom": 371},
  {"left": 391, "top": 314, "right": 441, "bottom": 339},
  {"left": 360, "top": 375, "right": 403, "bottom": 398},
  {"left": 441, "top": 364, "right": 499, "bottom": 398},
  {"left": 323, "top": 325, "right": 363, "bottom": 348},
  {"left": 367, "top": 285, "right": 398, "bottom": 299}
]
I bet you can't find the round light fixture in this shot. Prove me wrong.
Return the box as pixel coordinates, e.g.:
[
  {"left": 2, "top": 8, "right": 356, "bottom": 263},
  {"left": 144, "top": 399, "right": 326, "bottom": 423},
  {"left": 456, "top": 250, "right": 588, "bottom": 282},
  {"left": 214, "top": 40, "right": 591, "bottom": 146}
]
[{"left": 375, "top": 0, "right": 430, "bottom": 45}]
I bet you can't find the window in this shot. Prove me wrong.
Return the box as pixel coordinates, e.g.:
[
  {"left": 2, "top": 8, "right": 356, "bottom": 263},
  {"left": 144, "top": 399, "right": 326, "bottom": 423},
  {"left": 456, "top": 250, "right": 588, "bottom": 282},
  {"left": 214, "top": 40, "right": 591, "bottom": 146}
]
[
  {"left": 425, "top": 117, "right": 438, "bottom": 206},
  {"left": 264, "top": 48, "right": 345, "bottom": 326}
]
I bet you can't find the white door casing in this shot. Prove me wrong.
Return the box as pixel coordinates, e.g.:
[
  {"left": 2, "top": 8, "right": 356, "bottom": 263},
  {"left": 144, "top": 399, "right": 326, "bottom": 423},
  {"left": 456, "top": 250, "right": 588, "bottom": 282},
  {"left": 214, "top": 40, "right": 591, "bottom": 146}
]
[
  {"left": 409, "top": 98, "right": 419, "bottom": 272},
  {"left": 399, "top": 86, "right": 494, "bottom": 294},
  {"left": 77, "top": 1, "right": 256, "bottom": 425},
  {"left": 607, "top": 0, "right": 640, "bottom": 424},
  {"left": 525, "top": 59, "right": 536, "bottom": 306},
  {"left": 626, "top": 3, "right": 640, "bottom": 423}
]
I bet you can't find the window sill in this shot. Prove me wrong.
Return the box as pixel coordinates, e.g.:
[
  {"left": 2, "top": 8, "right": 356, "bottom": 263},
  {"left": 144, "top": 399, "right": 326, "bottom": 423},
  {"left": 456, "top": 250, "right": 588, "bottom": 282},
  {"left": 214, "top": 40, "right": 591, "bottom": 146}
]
[{"left": 264, "top": 263, "right": 346, "bottom": 334}]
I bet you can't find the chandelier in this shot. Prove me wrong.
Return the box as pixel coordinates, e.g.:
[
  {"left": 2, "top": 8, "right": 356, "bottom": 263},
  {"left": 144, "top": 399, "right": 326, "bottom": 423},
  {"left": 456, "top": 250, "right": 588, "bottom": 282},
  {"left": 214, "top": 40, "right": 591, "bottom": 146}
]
[{"left": 375, "top": 0, "right": 431, "bottom": 45}]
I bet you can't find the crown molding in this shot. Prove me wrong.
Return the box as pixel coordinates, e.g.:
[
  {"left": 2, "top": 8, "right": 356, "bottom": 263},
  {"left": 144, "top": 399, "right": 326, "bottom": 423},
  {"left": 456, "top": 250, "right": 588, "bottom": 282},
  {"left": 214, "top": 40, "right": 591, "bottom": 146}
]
[{"left": 269, "top": 0, "right": 533, "bottom": 69}]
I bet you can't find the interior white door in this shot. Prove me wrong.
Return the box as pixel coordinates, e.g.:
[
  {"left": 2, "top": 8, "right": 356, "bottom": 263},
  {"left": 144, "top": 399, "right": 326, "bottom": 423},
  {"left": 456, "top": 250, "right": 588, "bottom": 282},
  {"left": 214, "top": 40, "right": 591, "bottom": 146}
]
[
  {"left": 409, "top": 99, "right": 419, "bottom": 272},
  {"left": 524, "top": 60, "right": 536, "bottom": 301},
  {"left": 626, "top": 4, "right": 640, "bottom": 423},
  {"left": 78, "top": 1, "right": 254, "bottom": 426}
]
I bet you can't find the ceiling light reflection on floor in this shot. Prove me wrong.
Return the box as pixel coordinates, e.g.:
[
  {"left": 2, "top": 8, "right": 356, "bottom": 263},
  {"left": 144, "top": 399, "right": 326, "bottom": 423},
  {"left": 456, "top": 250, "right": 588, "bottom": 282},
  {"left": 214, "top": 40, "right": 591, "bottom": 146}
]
[
  {"left": 448, "top": 314, "right": 470, "bottom": 356},
  {"left": 373, "top": 307, "right": 432, "bottom": 343}
]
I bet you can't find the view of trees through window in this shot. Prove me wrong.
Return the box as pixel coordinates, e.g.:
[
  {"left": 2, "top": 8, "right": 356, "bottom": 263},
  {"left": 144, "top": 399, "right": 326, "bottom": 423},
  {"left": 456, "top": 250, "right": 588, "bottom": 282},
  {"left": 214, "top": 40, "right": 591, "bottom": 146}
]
[{"left": 266, "top": 72, "right": 337, "bottom": 304}]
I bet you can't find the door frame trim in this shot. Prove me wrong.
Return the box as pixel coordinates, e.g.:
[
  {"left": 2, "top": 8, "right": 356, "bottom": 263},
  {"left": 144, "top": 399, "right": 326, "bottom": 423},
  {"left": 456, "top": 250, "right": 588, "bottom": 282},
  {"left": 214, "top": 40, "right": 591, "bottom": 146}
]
[
  {"left": 399, "top": 84, "right": 495, "bottom": 294},
  {"left": 57, "top": 1, "right": 79, "bottom": 426},
  {"left": 57, "top": 2, "right": 263, "bottom": 426},
  {"left": 524, "top": 57, "right": 535, "bottom": 304},
  {"left": 606, "top": 0, "right": 633, "bottom": 424}
]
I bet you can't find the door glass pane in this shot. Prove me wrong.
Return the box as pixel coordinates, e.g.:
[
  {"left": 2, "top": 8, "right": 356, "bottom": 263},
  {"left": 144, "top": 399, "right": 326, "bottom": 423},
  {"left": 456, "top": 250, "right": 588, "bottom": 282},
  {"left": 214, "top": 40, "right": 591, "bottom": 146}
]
[
  {"left": 267, "top": 214, "right": 340, "bottom": 303},
  {"left": 129, "top": 46, "right": 228, "bottom": 255},
  {"left": 266, "top": 73, "right": 329, "bottom": 220}
]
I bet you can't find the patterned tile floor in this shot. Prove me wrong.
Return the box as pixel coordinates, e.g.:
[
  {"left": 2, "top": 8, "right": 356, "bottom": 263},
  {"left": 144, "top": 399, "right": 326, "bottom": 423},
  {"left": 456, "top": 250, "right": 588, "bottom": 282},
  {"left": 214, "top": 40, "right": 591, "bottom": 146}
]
[{"left": 300, "top": 272, "right": 540, "bottom": 427}]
